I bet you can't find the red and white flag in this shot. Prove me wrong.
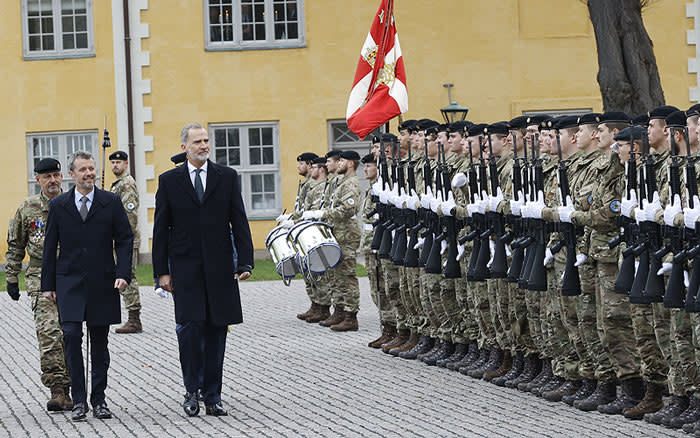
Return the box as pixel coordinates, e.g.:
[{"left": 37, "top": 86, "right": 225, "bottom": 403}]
[{"left": 346, "top": 0, "right": 407, "bottom": 139}]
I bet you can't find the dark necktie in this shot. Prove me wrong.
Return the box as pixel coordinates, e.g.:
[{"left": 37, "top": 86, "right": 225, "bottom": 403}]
[
  {"left": 194, "top": 169, "right": 204, "bottom": 202},
  {"left": 80, "top": 196, "right": 88, "bottom": 221}
]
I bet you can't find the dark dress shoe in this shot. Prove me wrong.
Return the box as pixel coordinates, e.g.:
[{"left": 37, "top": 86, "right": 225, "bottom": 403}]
[
  {"left": 183, "top": 392, "right": 200, "bottom": 417},
  {"left": 205, "top": 402, "right": 228, "bottom": 416},
  {"left": 93, "top": 403, "right": 112, "bottom": 419},
  {"left": 71, "top": 402, "right": 89, "bottom": 422}
]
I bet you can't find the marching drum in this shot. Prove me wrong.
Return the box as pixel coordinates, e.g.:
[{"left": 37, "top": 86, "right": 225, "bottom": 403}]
[
  {"left": 287, "top": 221, "right": 342, "bottom": 274},
  {"left": 265, "top": 225, "right": 301, "bottom": 280}
]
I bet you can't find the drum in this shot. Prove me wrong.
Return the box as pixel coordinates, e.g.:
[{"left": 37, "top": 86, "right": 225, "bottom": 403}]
[
  {"left": 265, "top": 225, "right": 301, "bottom": 279},
  {"left": 287, "top": 221, "right": 342, "bottom": 274}
]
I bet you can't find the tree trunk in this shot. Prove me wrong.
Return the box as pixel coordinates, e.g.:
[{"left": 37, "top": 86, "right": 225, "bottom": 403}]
[{"left": 587, "top": 0, "right": 665, "bottom": 114}]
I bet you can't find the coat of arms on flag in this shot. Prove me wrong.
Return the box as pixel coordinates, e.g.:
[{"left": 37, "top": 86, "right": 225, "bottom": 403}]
[{"left": 346, "top": 0, "right": 408, "bottom": 139}]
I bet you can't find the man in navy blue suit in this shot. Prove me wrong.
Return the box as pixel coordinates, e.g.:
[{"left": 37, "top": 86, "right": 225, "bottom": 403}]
[
  {"left": 41, "top": 151, "right": 133, "bottom": 422},
  {"left": 152, "top": 123, "right": 254, "bottom": 417}
]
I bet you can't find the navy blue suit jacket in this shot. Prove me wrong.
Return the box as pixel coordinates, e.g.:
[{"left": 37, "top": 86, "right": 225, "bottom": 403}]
[{"left": 41, "top": 187, "right": 134, "bottom": 324}]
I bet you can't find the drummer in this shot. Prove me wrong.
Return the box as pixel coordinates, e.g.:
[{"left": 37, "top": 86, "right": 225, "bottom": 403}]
[{"left": 303, "top": 150, "right": 363, "bottom": 332}]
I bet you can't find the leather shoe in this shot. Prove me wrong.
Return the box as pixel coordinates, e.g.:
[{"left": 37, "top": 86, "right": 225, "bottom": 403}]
[
  {"left": 93, "top": 403, "right": 112, "bottom": 419},
  {"left": 205, "top": 402, "right": 228, "bottom": 416},
  {"left": 183, "top": 392, "right": 200, "bottom": 417},
  {"left": 71, "top": 402, "right": 89, "bottom": 422}
]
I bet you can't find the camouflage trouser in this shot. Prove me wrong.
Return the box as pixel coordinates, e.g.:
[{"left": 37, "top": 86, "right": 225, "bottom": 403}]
[
  {"left": 407, "top": 267, "right": 429, "bottom": 335},
  {"left": 382, "top": 258, "right": 407, "bottom": 329},
  {"left": 399, "top": 266, "right": 421, "bottom": 332},
  {"left": 487, "top": 278, "right": 511, "bottom": 351},
  {"left": 420, "top": 273, "right": 443, "bottom": 338},
  {"left": 508, "top": 282, "right": 533, "bottom": 355},
  {"left": 631, "top": 303, "right": 668, "bottom": 386},
  {"left": 651, "top": 303, "right": 676, "bottom": 393},
  {"left": 577, "top": 262, "right": 615, "bottom": 382},
  {"left": 365, "top": 251, "right": 393, "bottom": 323},
  {"left": 457, "top": 257, "right": 480, "bottom": 344},
  {"left": 119, "top": 246, "right": 141, "bottom": 311},
  {"left": 525, "top": 290, "right": 544, "bottom": 357},
  {"left": 551, "top": 262, "right": 581, "bottom": 380},
  {"left": 691, "top": 313, "right": 700, "bottom": 398},
  {"left": 26, "top": 272, "right": 70, "bottom": 389},
  {"left": 472, "top": 280, "right": 495, "bottom": 349},
  {"left": 332, "top": 246, "right": 360, "bottom": 312},
  {"left": 669, "top": 308, "right": 697, "bottom": 396},
  {"left": 437, "top": 277, "right": 462, "bottom": 343},
  {"left": 313, "top": 273, "right": 333, "bottom": 307},
  {"left": 595, "top": 261, "right": 641, "bottom": 381}
]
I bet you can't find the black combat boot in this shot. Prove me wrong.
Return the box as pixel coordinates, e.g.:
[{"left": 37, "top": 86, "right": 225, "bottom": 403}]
[
  {"left": 574, "top": 381, "right": 616, "bottom": 411},
  {"left": 493, "top": 351, "right": 524, "bottom": 387},
  {"left": 562, "top": 378, "right": 596, "bottom": 406},
  {"left": 543, "top": 379, "right": 582, "bottom": 402},
  {"left": 423, "top": 341, "right": 455, "bottom": 366},
  {"left": 665, "top": 395, "right": 699, "bottom": 429},
  {"left": 417, "top": 340, "right": 443, "bottom": 361},
  {"left": 520, "top": 358, "right": 551, "bottom": 392},
  {"left": 437, "top": 342, "right": 467, "bottom": 368},
  {"left": 460, "top": 347, "right": 490, "bottom": 375},
  {"left": 598, "top": 378, "right": 644, "bottom": 415},
  {"left": 507, "top": 355, "right": 541, "bottom": 389},
  {"left": 469, "top": 347, "right": 503, "bottom": 379},
  {"left": 447, "top": 342, "right": 478, "bottom": 371},
  {"left": 644, "top": 395, "right": 689, "bottom": 425},
  {"left": 399, "top": 335, "right": 434, "bottom": 359},
  {"left": 533, "top": 375, "right": 565, "bottom": 398}
]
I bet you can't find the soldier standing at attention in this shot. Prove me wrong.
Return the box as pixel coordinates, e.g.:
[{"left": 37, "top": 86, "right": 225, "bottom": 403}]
[
  {"left": 5, "top": 158, "right": 73, "bottom": 411},
  {"left": 109, "top": 151, "right": 143, "bottom": 334}
]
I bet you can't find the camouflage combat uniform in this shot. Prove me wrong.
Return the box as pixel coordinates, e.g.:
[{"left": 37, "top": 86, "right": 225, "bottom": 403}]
[
  {"left": 110, "top": 172, "right": 141, "bottom": 312},
  {"left": 361, "top": 177, "right": 392, "bottom": 322}
]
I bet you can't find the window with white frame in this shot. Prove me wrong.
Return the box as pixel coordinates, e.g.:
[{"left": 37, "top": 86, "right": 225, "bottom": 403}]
[
  {"left": 27, "top": 131, "right": 99, "bottom": 194},
  {"left": 205, "top": 0, "right": 305, "bottom": 50},
  {"left": 210, "top": 122, "right": 281, "bottom": 218},
  {"left": 21, "top": 0, "right": 95, "bottom": 59}
]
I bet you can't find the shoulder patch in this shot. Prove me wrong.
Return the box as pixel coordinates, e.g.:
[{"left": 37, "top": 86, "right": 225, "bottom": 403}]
[
  {"left": 126, "top": 202, "right": 135, "bottom": 211},
  {"left": 610, "top": 200, "right": 621, "bottom": 214}
]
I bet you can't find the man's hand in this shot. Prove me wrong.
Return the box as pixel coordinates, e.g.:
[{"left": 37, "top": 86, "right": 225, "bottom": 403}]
[
  {"left": 158, "top": 274, "right": 174, "bottom": 293},
  {"left": 43, "top": 291, "right": 56, "bottom": 303},
  {"left": 114, "top": 278, "right": 128, "bottom": 291},
  {"left": 235, "top": 271, "right": 251, "bottom": 281},
  {"left": 6, "top": 282, "right": 20, "bottom": 301}
]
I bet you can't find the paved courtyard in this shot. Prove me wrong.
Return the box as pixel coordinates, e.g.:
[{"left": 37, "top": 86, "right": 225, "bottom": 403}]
[{"left": 0, "top": 278, "right": 689, "bottom": 437}]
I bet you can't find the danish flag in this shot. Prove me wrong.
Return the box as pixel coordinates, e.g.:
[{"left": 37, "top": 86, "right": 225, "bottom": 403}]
[{"left": 346, "top": 0, "right": 408, "bottom": 139}]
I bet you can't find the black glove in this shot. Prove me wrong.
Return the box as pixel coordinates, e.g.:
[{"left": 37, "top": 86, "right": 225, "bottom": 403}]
[{"left": 6, "top": 282, "right": 20, "bottom": 301}]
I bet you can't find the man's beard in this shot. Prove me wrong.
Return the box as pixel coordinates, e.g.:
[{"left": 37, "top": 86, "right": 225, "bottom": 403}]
[{"left": 190, "top": 151, "right": 209, "bottom": 163}]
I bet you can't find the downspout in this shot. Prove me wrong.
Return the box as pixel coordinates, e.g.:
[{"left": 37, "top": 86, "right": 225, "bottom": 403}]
[{"left": 123, "top": 0, "right": 136, "bottom": 178}]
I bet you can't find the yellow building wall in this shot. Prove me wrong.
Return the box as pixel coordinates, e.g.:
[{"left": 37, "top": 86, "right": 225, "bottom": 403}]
[
  {"left": 0, "top": 0, "right": 696, "bottom": 260},
  {"left": 0, "top": 1, "right": 119, "bottom": 263}
]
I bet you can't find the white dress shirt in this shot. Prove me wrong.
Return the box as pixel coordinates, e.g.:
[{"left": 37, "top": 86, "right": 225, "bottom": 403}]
[
  {"left": 187, "top": 160, "right": 208, "bottom": 192},
  {"left": 74, "top": 187, "right": 95, "bottom": 213}
]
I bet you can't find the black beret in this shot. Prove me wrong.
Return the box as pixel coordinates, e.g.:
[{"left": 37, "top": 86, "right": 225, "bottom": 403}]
[
  {"left": 340, "top": 150, "right": 361, "bottom": 161},
  {"left": 485, "top": 122, "right": 510, "bottom": 136},
  {"left": 371, "top": 135, "right": 381, "bottom": 144},
  {"left": 380, "top": 133, "right": 398, "bottom": 143},
  {"left": 687, "top": 104, "right": 700, "bottom": 117},
  {"left": 326, "top": 150, "right": 342, "bottom": 159},
  {"left": 508, "top": 116, "right": 529, "bottom": 130},
  {"left": 425, "top": 124, "right": 440, "bottom": 136},
  {"left": 361, "top": 153, "right": 375, "bottom": 164},
  {"left": 170, "top": 152, "right": 187, "bottom": 164},
  {"left": 468, "top": 123, "right": 488, "bottom": 137},
  {"left": 632, "top": 113, "right": 650, "bottom": 127},
  {"left": 416, "top": 119, "right": 439, "bottom": 131},
  {"left": 577, "top": 113, "right": 602, "bottom": 126},
  {"left": 312, "top": 157, "right": 327, "bottom": 165},
  {"left": 448, "top": 120, "right": 471, "bottom": 134},
  {"left": 555, "top": 116, "right": 579, "bottom": 130},
  {"left": 34, "top": 158, "right": 61, "bottom": 174},
  {"left": 648, "top": 105, "right": 680, "bottom": 120},
  {"left": 600, "top": 111, "right": 631, "bottom": 124},
  {"left": 108, "top": 150, "right": 128, "bottom": 161},
  {"left": 296, "top": 152, "right": 318, "bottom": 162},
  {"left": 665, "top": 110, "right": 687, "bottom": 128},
  {"left": 399, "top": 119, "right": 417, "bottom": 131},
  {"left": 526, "top": 115, "right": 550, "bottom": 127},
  {"left": 614, "top": 126, "right": 646, "bottom": 142}
]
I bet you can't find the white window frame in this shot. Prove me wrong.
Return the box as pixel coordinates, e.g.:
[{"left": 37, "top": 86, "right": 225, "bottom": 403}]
[
  {"left": 209, "top": 122, "right": 281, "bottom": 219},
  {"left": 21, "top": 0, "right": 95, "bottom": 60},
  {"left": 203, "top": 0, "right": 305, "bottom": 51},
  {"left": 26, "top": 130, "right": 100, "bottom": 195}
]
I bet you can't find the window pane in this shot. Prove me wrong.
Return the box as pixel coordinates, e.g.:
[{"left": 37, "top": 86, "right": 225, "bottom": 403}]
[
  {"left": 274, "top": 2, "right": 285, "bottom": 21},
  {"left": 249, "top": 128, "right": 260, "bottom": 146},
  {"left": 287, "top": 2, "right": 297, "bottom": 20},
  {"left": 28, "top": 18, "right": 40, "bottom": 33},
  {"left": 263, "top": 193, "right": 276, "bottom": 208},
  {"left": 63, "top": 34, "right": 74, "bottom": 50},
  {"left": 274, "top": 23, "right": 285, "bottom": 40},
  {"left": 262, "top": 147, "right": 273, "bottom": 164},
  {"left": 28, "top": 0, "right": 40, "bottom": 16},
  {"left": 241, "top": 4, "right": 252, "bottom": 23},
  {"left": 42, "top": 35, "right": 54, "bottom": 50},
  {"left": 227, "top": 128, "right": 239, "bottom": 146},
  {"left": 250, "top": 147, "right": 261, "bottom": 165},
  {"left": 76, "top": 32, "right": 87, "bottom": 48},
  {"left": 255, "top": 24, "right": 265, "bottom": 40},
  {"left": 210, "top": 25, "right": 222, "bottom": 42},
  {"left": 252, "top": 194, "right": 263, "bottom": 209},
  {"left": 62, "top": 16, "right": 73, "bottom": 32},
  {"left": 223, "top": 25, "right": 233, "bottom": 41},
  {"left": 61, "top": 0, "right": 74, "bottom": 14},
  {"left": 29, "top": 35, "right": 41, "bottom": 50},
  {"left": 263, "top": 173, "right": 274, "bottom": 190},
  {"left": 215, "top": 149, "right": 227, "bottom": 165},
  {"left": 209, "top": 6, "right": 221, "bottom": 24},
  {"left": 288, "top": 23, "right": 298, "bottom": 39},
  {"left": 254, "top": 3, "right": 264, "bottom": 21},
  {"left": 41, "top": 17, "right": 53, "bottom": 33},
  {"left": 74, "top": 15, "right": 86, "bottom": 32},
  {"left": 242, "top": 24, "right": 253, "bottom": 41},
  {"left": 251, "top": 174, "right": 262, "bottom": 192},
  {"left": 229, "top": 148, "right": 240, "bottom": 166},
  {"left": 215, "top": 129, "right": 226, "bottom": 145},
  {"left": 261, "top": 127, "right": 272, "bottom": 145}
]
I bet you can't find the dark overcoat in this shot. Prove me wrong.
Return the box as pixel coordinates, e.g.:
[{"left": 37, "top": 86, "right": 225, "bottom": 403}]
[
  {"left": 41, "top": 187, "right": 134, "bottom": 324},
  {"left": 152, "top": 160, "right": 254, "bottom": 326}
]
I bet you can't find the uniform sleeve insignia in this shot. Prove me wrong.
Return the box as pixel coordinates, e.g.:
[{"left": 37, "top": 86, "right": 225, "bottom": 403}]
[
  {"left": 347, "top": 198, "right": 355, "bottom": 206},
  {"left": 30, "top": 220, "right": 44, "bottom": 229},
  {"left": 126, "top": 202, "right": 135, "bottom": 210},
  {"left": 610, "top": 200, "right": 621, "bottom": 213}
]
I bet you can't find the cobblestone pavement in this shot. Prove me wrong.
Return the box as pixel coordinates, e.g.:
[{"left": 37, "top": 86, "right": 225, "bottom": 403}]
[{"left": 0, "top": 278, "right": 689, "bottom": 437}]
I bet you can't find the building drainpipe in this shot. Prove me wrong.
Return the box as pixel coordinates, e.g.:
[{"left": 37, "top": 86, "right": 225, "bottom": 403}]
[{"left": 123, "top": 0, "right": 136, "bottom": 178}]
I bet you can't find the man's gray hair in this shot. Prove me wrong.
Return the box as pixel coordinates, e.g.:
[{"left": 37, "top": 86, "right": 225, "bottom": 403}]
[
  {"left": 69, "top": 150, "right": 94, "bottom": 171},
  {"left": 181, "top": 123, "right": 205, "bottom": 144}
]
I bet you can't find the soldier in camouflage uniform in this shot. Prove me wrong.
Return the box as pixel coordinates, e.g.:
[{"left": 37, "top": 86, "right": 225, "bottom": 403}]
[
  {"left": 109, "top": 151, "right": 143, "bottom": 334},
  {"left": 5, "top": 158, "right": 73, "bottom": 411}
]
